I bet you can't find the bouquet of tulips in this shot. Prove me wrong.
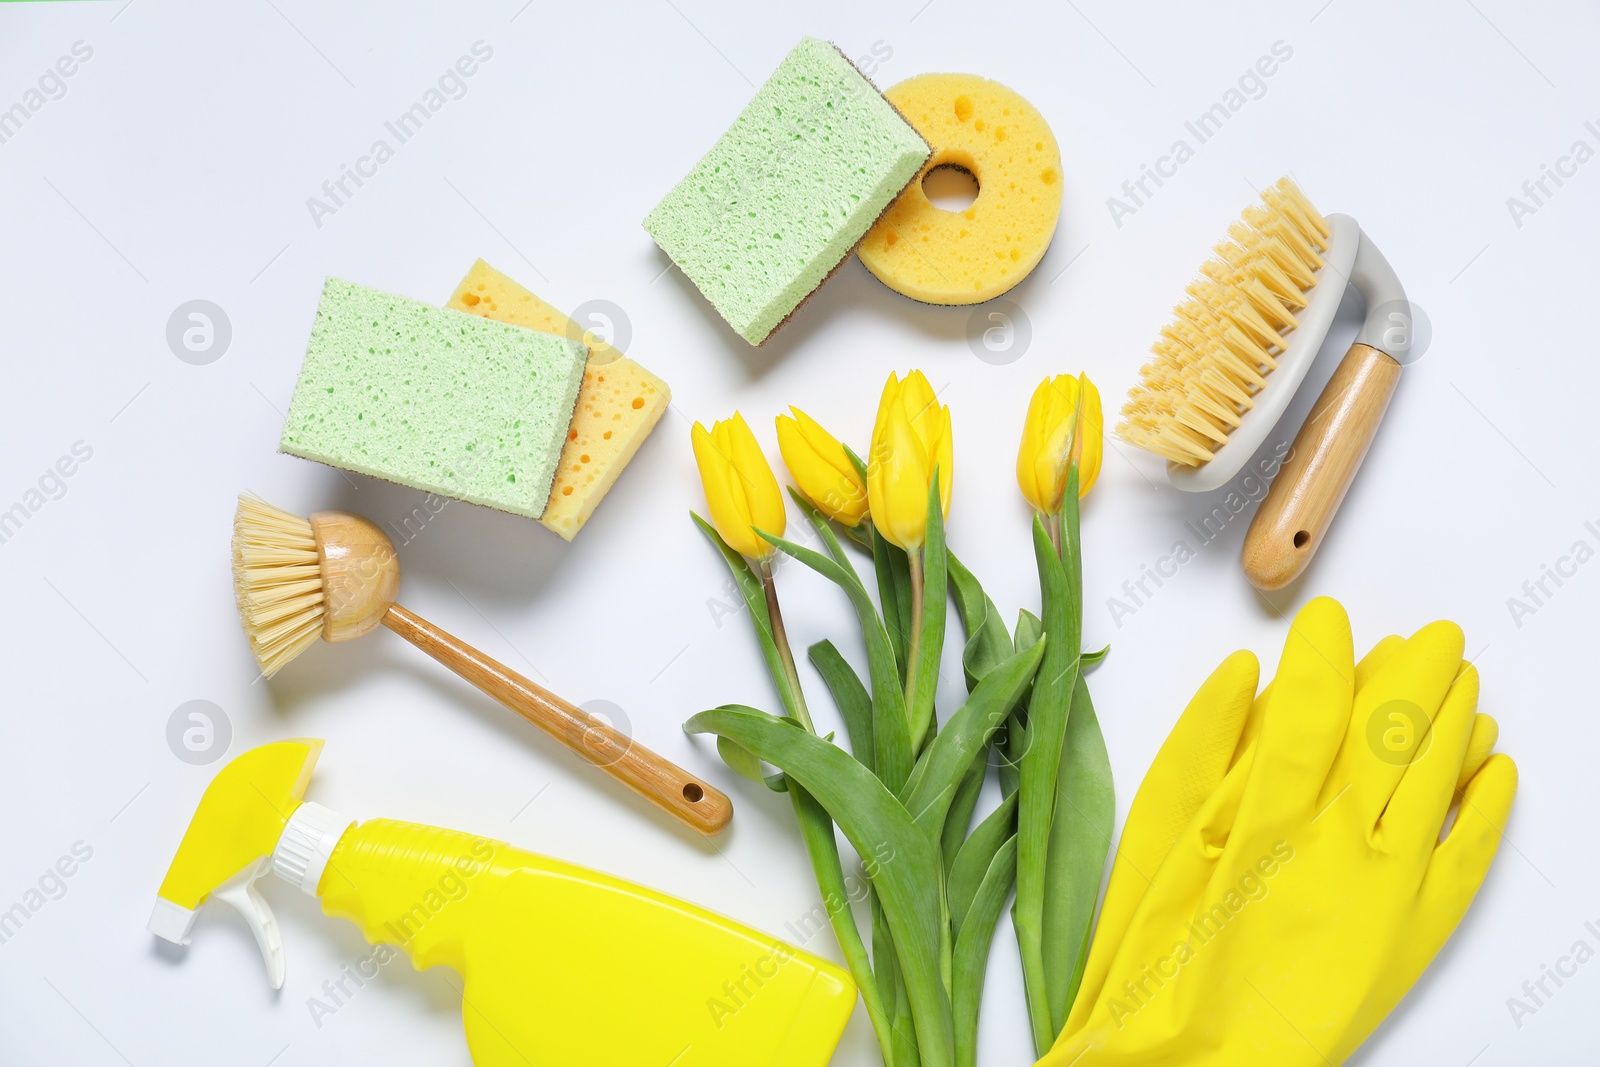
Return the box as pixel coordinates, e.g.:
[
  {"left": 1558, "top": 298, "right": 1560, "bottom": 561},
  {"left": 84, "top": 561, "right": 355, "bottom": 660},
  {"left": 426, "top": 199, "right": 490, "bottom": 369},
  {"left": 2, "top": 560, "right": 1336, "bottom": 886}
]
[{"left": 685, "top": 370, "right": 1112, "bottom": 1067}]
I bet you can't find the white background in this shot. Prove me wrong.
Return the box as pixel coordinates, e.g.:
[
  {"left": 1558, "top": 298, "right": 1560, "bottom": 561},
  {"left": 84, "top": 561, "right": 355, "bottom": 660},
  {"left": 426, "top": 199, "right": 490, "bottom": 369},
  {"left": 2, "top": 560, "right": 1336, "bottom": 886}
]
[{"left": 1, "top": 1, "right": 1596, "bottom": 1064}]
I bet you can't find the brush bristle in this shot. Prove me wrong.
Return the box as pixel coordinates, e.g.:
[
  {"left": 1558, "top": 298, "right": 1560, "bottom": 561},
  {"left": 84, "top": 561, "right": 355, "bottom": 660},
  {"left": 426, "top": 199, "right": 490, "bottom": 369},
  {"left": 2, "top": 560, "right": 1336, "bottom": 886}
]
[
  {"left": 1118, "top": 177, "right": 1330, "bottom": 467},
  {"left": 232, "top": 494, "right": 324, "bottom": 676}
]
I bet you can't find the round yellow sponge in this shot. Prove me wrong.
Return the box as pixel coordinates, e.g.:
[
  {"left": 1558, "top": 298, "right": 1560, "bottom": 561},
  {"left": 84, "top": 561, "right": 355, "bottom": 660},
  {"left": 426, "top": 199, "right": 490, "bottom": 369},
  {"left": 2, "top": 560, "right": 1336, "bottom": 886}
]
[{"left": 859, "top": 74, "right": 1062, "bottom": 305}]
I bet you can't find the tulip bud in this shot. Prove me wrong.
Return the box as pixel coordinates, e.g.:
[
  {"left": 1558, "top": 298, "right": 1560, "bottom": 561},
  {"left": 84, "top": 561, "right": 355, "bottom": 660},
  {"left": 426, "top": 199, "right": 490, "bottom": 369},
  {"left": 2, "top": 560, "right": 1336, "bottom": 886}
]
[
  {"left": 775, "top": 407, "right": 868, "bottom": 526},
  {"left": 691, "top": 412, "right": 786, "bottom": 560},
  {"left": 867, "top": 371, "right": 953, "bottom": 550},
  {"left": 1016, "top": 374, "right": 1102, "bottom": 514}
]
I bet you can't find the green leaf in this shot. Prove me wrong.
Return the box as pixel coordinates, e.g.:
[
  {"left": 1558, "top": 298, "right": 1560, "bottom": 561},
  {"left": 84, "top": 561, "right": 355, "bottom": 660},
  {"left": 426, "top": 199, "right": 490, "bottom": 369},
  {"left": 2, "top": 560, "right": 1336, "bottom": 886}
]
[
  {"left": 1058, "top": 465, "right": 1084, "bottom": 625},
  {"left": 906, "top": 477, "right": 948, "bottom": 752},
  {"left": 948, "top": 550, "right": 1013, "bottom": 691},
  {"left": 873, "top": 530, "right": 914, "bottom": 681},
  {"left": 716, "top": 734, "right": 765, "bottom": 783},
  {"left": 940, "top": 752, "right": 987, "bottom": 875},
  {"left": 787, "top": 486, "right": 854, "bottom": 570},
  {"left": 871, "top": 892, "right": 900, "bottom": 1061},
  {"left": 760, "top": 527, "right": 914, "bottom": 793},
  {"left": 789, "top": 784, "right": 897, "bottom": 1066},
  {"left": 1082, "top": 644, "right": 1109, "bottom": 668},
  {"left": 952, "top": 835, "right": 1018, "bottom": 1067},
  {"left": 1014, "top": 609, "right": 1044, "bottom": 655},
  {"left": 692, "top": 511, "right": 767, "bottom": 625},
  {"left": 809, "top": 640, "right": 874, "bottom": 772},
  {"left": 1013, "top": 608, "right": 1046, "bottom": 713},
  {"left": 947, "top": 790, "right": 1018, "bottom": 933},
  {"left": 997, "top": 714, "right": 1027, "bottom": 801},
  {"left": 711, "top": 708, "right": 794, "bottom": 792},
  {"left": 1015, "top": 515, "right": 1082, "bottom": 1055},
  {"left": 693, "top": 513, "right": 811, "bottom": 727},
  {"left": 684, "top": 707, "right": 955, "bottom": 1067},
  {"left": 1041, "top": 675, "right": 1115, "bottom": 1032},
  {"left": 841, "top": 521, "right": 873, "bottom": 551},
  {"left": 756, "top": 527, "right": 853, "bottom": 589},
  {"left": 844, "top": 442, "right": 870, "bottom": 484},
  {"left": 837, "top": 448, "right": 875, "bottom": 549},
  {"left": 901, "top": 638, "right": 1047, "bottom": 842}
]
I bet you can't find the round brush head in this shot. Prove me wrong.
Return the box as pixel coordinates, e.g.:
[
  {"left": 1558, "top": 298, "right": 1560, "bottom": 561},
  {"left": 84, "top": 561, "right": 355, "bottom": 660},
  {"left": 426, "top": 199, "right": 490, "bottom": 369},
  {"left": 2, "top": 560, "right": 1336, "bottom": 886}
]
[{"left": 232, "top": 494, "right": 325, "bottom": 676}]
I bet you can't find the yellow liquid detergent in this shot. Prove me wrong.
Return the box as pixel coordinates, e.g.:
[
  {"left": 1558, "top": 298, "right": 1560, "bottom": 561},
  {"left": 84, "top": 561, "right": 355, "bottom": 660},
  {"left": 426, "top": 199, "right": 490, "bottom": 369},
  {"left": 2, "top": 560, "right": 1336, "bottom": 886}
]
[{"left": 150, "top": 741, "right": 854, "bottom": 1066}]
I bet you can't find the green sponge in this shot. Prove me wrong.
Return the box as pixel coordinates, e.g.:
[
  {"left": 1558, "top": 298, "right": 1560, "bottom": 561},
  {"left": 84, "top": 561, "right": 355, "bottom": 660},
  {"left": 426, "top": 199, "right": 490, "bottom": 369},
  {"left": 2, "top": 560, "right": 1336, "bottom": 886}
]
[
  {"left": 644, "top": 37, "right": 929, "bottom": 346},
  {"left": 279, "top": 278, "right": 587, "bottom": 518}
]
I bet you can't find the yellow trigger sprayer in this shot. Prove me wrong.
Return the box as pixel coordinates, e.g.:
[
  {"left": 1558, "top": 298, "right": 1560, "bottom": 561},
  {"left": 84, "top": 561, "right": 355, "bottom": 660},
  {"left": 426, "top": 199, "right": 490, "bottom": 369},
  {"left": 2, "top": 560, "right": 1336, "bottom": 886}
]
[{"left": 150, "top": 741, "right": 855, "bottom": 1065}]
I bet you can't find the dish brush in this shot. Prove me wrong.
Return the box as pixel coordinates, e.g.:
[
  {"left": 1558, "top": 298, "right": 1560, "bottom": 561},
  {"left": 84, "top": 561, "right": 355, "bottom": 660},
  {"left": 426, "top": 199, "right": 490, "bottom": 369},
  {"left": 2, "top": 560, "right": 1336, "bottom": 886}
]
[
  {"left": 1117, "top": 177, "right": 1412, "bottom": 590},
  {"left": 231, "top": 494, "right": 731, "bottom": 835}
]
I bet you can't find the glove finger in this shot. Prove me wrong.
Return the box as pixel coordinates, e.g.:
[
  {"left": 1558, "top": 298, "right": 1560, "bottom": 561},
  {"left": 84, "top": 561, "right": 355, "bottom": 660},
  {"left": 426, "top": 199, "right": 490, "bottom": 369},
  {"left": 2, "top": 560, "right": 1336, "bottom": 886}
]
[
  {"left": 1066, "top": 747, "right": 1257, "bottom": 1042},
  {"left": 1235, "top": 596, "right": 1354, "bottom": 824},
  {"left": 1313, "top": 633, "right": 1406, "bottom": 808},
  {"left": 1457, "top": 713, "right": 1498, "bottom": 791},
  {"left": 1329, "top": 621, "right": 1464, "bottom": 827},
  {"left": 1228, "top": 683, "right": 1267, "bottom": 774},
  {"left": 1356, "top": 634, "right": 1406, "bottom": 690},
  {"left": 1231, "top": 634, "right": 1400, "bottom": 780},
  {"left": 1071, "top": 631, "right": 1405, "bottom": 1038},
  {"left": 1380, "top": 663, "right": 1480, "bottom": 853},
  {"left": 1418, "top": 753, "right": 1517, "bottom": 923},
  {"left": 1063, "top": 629, "right": 1426, "bottom": 1045},
  {"left": 1063, "top": 649, "right": 1259, "bottom": 1036}
]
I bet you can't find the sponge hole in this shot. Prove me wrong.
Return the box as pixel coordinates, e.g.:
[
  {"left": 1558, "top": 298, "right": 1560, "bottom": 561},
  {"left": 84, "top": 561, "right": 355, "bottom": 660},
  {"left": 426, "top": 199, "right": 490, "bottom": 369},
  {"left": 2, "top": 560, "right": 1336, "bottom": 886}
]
[{"left": 923, "top": 164, "right": 979, "bottom": 212}]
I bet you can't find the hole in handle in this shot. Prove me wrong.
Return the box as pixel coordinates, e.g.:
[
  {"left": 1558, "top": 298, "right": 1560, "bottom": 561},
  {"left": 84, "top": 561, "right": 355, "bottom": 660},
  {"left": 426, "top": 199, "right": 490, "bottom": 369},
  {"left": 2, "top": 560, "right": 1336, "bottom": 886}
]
[
  {"left": 682, "top": 782, "right": 705, "bottom": 803},
  {"left": 1293, "top": 530, "right": 1310, "bottom": 549}
]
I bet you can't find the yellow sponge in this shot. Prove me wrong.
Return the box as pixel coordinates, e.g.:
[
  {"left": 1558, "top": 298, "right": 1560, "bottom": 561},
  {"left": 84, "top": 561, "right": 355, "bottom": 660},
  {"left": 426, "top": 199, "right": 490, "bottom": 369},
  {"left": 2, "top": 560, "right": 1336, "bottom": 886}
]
[
  {"left": 858, "top": 74, "right": 1062, "bottom": 305},
  {"left": 447, "top": 260, "right": 669, "bottom": 540}
]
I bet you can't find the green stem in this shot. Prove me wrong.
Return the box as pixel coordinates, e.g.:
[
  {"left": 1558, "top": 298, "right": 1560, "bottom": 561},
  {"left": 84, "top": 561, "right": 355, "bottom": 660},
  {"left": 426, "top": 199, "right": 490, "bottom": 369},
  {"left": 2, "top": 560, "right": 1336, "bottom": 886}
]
[
  {"left": 792, "top": 787, "right": 898, "bottom": 1067},
  {"left": 905, "top": 548, "right": 925, "bottom": 706},
  {"left": 762, "top": 560, "right": 814, "bottom": 733},
  {"left": 758, "top": 560, "right": 893, "bottom": 1062}
]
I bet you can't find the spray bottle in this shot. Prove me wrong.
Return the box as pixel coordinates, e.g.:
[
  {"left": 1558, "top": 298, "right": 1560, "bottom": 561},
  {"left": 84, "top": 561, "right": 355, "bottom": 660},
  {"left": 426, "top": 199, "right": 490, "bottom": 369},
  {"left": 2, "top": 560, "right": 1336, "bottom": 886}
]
[{"left": 150, "top": 740, "right": 856, "bottom": 1065}]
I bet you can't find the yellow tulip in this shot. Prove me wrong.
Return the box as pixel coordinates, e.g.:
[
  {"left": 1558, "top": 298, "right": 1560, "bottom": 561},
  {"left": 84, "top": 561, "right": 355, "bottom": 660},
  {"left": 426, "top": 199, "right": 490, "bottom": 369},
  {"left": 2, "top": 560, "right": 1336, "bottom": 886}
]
[
  {"left": 867, "top": 371, "right": 953, "bottom": 550},
  {"left": 1016, "top": 373, "right": 1103, "bottom": 513},
  {"left": 691, "top": 412, "right": 786, "bottom": 560},
  {"left": 775, "top": 407, "right": 868, "bottom": 526}
]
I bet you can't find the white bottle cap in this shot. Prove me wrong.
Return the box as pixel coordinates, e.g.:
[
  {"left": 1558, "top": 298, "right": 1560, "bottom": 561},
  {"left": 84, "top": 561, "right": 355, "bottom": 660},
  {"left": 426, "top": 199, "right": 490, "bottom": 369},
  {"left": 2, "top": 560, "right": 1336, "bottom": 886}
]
[{"left": 271, "top": 801, "right": 353, "bottom": 897}]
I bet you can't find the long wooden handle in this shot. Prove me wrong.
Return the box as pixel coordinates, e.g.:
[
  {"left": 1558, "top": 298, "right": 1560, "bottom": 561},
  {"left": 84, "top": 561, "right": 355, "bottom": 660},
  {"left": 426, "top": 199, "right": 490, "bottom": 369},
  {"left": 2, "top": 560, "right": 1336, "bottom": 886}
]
[
  {"left": 381, "top": 604, "right": 732, "bottom": 835},
  {"left": 1242, "top": 343, "right": 1402, "bottom": 591}
]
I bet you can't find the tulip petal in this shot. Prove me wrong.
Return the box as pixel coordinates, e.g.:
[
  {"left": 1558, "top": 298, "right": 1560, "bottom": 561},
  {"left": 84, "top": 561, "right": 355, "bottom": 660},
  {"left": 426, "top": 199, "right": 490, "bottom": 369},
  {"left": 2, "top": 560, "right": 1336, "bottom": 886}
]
[
  {"left": 777, "top": 408, "right": 867, "bottom": 526},
  {"left": 1016, "top": 374, "right": 1104, "bottom": 513},
  {"left": 692, "top": 421, "right": 753, "bottom": 558},
  {"left": 1077, "top": 374, "right": 1103, "bottom": 498},
  {"left": 871, "top": 371, "right": 901, "bottom": 459},
  {"left": 873, "top": 401, "right": 930, "bottom": 550},
  {"left": 692, "top": 414, "right": 782, "bottom": 559},
  {"left": 1016, "top": 379, "right": 1055, "bottom": 512},
  {"left": 934, "top": 404, "right": 954, "bottom": 516},
  {"left": 727, "top": 412, "right": 785, "bottom": 543}
]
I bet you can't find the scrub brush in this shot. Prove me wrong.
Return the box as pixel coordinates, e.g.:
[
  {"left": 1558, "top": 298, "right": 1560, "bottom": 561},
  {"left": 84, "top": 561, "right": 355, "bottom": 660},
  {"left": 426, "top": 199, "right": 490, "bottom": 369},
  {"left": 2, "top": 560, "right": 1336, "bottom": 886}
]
[
  {"left": 1117, "top": 177, "right": 1412, "bottom": 590},
  {"left": 231, "top": 494, "right": 732, "bottom": 835}
]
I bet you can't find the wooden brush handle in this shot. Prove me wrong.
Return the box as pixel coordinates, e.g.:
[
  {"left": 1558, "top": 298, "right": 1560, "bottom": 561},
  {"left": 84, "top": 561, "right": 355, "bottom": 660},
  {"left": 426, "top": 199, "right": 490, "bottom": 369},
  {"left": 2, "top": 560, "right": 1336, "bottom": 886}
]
[
  {"left": 1242, "top": 343, "right": 1402, "bottom": 591},
  {"left": 381, "top": 604, "right": 732, "bottom": 835}
]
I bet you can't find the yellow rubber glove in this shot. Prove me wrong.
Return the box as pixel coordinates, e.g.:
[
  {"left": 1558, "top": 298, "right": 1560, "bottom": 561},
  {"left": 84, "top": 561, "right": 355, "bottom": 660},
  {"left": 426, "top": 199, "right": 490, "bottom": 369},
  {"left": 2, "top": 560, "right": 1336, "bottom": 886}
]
[
  {"left": 1065, "top": 627, "right": 1500, "bottom": 1043},
  {"left": 1044, "top": 597, "right": 1517, "bottom": 1066}
]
